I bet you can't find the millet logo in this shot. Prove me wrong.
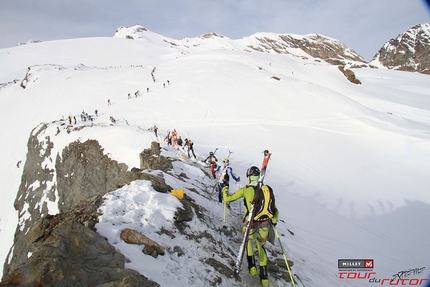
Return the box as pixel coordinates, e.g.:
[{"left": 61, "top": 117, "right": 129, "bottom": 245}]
[{"left": 338, "top": 259, "right": 374, "bottom": 269}]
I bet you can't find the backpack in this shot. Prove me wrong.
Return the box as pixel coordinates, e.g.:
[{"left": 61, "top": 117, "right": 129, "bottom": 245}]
[{"left": 251, "top": 184, "right": 276, "bottom": 222}]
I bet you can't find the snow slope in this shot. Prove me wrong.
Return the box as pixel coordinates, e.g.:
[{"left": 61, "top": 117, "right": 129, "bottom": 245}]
[{"left": 1, "top": 28, "right": 429, "bottom": 286}]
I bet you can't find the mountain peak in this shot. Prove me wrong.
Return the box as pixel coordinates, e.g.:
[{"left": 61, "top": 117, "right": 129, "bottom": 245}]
[
  {"left": 370, "top": 22, "right": 430, "bottom": 74},
  {"left": 113, "top": 24, "right": 150, "bottom": 40},
  {"left": 245, "top": 32, "right": 367, "bottom": 66},
  {"left": 198, "top": 32, "right": 225, "bottom": 39}
]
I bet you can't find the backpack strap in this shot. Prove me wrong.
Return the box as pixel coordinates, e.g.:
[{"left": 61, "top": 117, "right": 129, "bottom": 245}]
[
  {"left": 243, "top": 184, "right": 257, "bottom": 220},
  {"left": 253, "top": 185, "right": 274, "bottom": 221}
]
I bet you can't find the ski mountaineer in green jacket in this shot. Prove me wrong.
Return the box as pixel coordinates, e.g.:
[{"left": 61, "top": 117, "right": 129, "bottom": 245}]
[{"left": 223, "top": 166, "right": 279, "bottom": 287}]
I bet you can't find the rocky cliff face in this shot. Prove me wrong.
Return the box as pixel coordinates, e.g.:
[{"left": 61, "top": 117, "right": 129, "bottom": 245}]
[
  {"left": 370, "top": 23, "right": 430, "bottom": 74},
  {"left": 248, "top": 33, "right": 367, "bottom": 66},
  {"left": 3, "top": 196, "right": 160, "bottom": 287},
  {"left": 1, "top": 123, "right": 174, "bottom": 286}
]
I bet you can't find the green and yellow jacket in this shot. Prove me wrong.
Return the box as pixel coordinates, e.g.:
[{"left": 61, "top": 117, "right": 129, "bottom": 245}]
[{"left": 223, "top": 184, "right": 279, "bottom": 225}]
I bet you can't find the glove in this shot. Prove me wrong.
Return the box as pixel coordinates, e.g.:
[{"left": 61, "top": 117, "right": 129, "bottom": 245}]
[
  {"left": 237, "top": 176, "right": 240, "bottom": 182},
  {"left": 271, "top": 220, "right": 277, "bottom": 227}
]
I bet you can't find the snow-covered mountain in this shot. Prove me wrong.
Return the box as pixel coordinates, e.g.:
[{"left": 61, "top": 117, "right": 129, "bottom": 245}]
[
  {"left": 370, "top": 23, "right": 430, "bottom": 74},
  {"left": 1, "top": 25, "right": 430, "bottom": 286},
  {"left": 114, "top": 25, "right": 367, "bottom": 67}
]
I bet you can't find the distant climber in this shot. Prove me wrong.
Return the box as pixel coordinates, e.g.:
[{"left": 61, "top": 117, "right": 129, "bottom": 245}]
[
  {"left": 204, "top": 151, "right": 218, "bottom": 179},
  {"left": 184, "top": 139, "right": 196, "bottom": 159},
  {"left": 164, "top": 131, "right": 172, "bottom": 145},
  {"left": 215, "top": 158, "right": 240, "bottom": 203},
  {"left": 150, "top": 124, "right": 158, "bottom": 137}
]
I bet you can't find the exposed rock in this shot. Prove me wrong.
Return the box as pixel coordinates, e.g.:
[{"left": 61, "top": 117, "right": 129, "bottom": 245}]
[
  {"left": 205, "top": 257, "right": 234, "bottom": 279},
  {"left": 371, "top": 23, "right": 430, "bottom": 74},
  {"left": 338, "top": 66, "right": 361, "bottom": 84},
  {"left": 139, "top": 142, "right": 173, "bottom": 172},
  {"left": 174, "top": 198, "right": 194, "bottom": 222},
  {"left": 120, "top": 228, "right": 165, "bottom": 258},
  {"left": 56, "top": 139, "right": 130, "bottom": 212},
  {"left": 130, "top": 168, "right": 172, "bottom": 193},
  {"left": 3, "top": 125, "right": 172, "bottom": 282},
  {"left": 172, "top": 246, "right": 184, "bottom": 257},
  {"left": 20, "top": 67, "right": 31, "bottom": 89},
  {"left": 249, "top": 33, "right": 367, "bottom": 66},
  {"left": 7, "top": 123, "right": 56, "bottom": 276},
  {"left": 199, "top": 32, "right": 225, "bottom": 39},
  {"left": 1, "top": 198, "right": 159, "bottom": 287}
]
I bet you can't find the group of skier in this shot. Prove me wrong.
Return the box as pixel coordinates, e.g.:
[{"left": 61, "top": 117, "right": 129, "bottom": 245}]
[
  {"left": 160, "top": 128, "right": 196, "bottom": 159},
  {"left": 155, "top": 125, "right": 288, "bottom": 286},
  {"left": 66, "top": 109, "right": 99, "bottom": 125}
]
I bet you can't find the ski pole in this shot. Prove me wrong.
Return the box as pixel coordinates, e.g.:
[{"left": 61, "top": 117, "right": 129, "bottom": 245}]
[{"left": 272, "top": 223, "right": 296, "bottom": 286}]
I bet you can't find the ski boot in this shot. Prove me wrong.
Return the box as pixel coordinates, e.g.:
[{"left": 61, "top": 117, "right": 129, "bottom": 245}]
[
  {"left": 247, "top": 255, "right": 257, "bottom": 276},
  {"left": 260, "top": 265, "right": 269, "bottom": 287}
]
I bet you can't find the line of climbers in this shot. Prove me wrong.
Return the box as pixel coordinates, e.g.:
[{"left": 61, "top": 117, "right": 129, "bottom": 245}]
[
  {"left": 65, "top": 109, "right": 99, "bottom": 126},
  {"left": 158, "top": 126, "right": 280, "bottom": 286},
  {"left": 157, "top": 127, "right": 196, "bottom": 159}
]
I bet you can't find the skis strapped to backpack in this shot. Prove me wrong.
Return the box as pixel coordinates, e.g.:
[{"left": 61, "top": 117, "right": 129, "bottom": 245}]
[{"left": 233, "top": 150, "right": 271, "bottom": 278}]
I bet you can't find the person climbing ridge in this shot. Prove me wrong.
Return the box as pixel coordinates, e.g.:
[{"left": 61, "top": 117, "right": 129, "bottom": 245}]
[
  {"left": 204, "top": 151, "right": 218, "bottom": 179},
  {"left": 215, "top": 158, "right": 240, "bottom": 203},
  {"left": 223, "top": 165, "right": 279, "bottom": 287}
]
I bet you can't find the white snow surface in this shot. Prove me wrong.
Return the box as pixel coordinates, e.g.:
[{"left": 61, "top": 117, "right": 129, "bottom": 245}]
[{"left": 1, "top": 27, "right": 430, "bottom": 286}]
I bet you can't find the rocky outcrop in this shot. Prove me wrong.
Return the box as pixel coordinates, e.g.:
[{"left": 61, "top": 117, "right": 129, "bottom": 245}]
[
  {"left": 2, "top": 123, "right": 176, "bottom": 285},
  {"left": 370, "top": 23, "right": 430, "bottom": 74},
  {"left": 248, "top": 33, "right": 367, "bottom": 66},
  {"left": 139, "top": 141, "right": 173, "bottom": 172},
  {"left": 120, "top": 228, "right": 166, "bottom": 258},
  {"left": 1, "top": 196, "right": 159, "bottom": 287},
  {"left": 338, "top": 66, "right": 361, "bottom": 84},
  {"left": 56, "top": 139, "right": 131, "bottom": 212}
]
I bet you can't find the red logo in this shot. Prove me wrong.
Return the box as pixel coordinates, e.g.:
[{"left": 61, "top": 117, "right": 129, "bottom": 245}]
[{"left": 365, "top": 260, "right": 374, "bottom": 268}]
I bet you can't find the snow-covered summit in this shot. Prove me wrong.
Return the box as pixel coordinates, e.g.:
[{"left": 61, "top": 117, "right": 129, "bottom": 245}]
[{"left": 113, "top": 25, "right": 367, "bottom": 66}]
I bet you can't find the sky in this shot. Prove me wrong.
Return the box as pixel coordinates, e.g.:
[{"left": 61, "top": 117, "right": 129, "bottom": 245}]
[{"left": 0, "top": 0, "right": 429, "bottom": 61}]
